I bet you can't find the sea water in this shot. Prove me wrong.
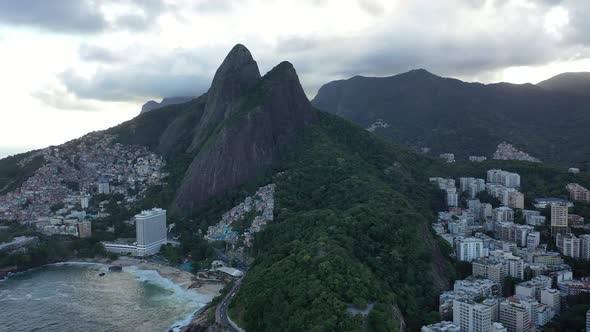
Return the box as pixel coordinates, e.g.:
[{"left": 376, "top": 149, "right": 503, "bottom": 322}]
[{"left": 0, "top": 263, "right": 207, "bottom": 332}]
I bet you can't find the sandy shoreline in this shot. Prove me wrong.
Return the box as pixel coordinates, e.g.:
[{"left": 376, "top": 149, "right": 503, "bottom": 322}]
[{"left": 65, "top": 257, "right": 224, "bottom": 300}]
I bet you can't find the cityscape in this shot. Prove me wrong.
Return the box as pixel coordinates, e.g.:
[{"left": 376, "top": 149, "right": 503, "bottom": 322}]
[
  {"left": 2, "top": 1, "right": 590, "bottom": 331},
  {"left": 425, "top": 167, "right": 590, "bottom": 332}
]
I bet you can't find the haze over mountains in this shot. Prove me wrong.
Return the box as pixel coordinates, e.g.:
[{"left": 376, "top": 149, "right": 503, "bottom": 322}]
[
  {"left": 140, "top": 97, "right": 194, "bottom": 114},
  {"left": 537, "top": 72, "right": 590, "bottom": 97},
  {"left": 312, "top": 69, "right": 590, "bottom": 168}
]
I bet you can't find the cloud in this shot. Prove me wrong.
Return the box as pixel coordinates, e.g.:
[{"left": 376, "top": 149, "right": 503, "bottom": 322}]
[
  {"left": 195, "top": 0, "right": 239, "bottom": 13},
  {"left": 270, "top": 0, "right": 585, "bottom": 95},
  {"left": 0, "top": 0, "right": 106, "bottom": 33},
  {"left": 32, "top": 88, "right": 99, "bottom": 111},
  {"left": 28, "top": 0, "right": 590, "bottom": 108},
  {"left": 0, "top": 0, "right": 165, "bottom": 34},
  {"left": 79, "top": 44, "right": 125, "bottom": 63},
  {"left": 357, "top": 0, "right": 385, "bottom": 16},
  {"left": 55, "top": 48, "right": 223, "bottom": 102}
]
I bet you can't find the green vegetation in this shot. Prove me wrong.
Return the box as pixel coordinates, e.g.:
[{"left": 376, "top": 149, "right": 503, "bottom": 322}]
[
  {"left": 0, "top": 235, "right": 109, "bottom": 271},
  {"left": 312, "top": 71, "right": 590, "bottom": 169},
  {"left": 230, "top": 113, "right": 448, "bottom": 331},
  {"left": 545, "top": 294, "right": 590, "bottom": 331},
  {"left": 0, "top": 221, "right": 35, "bottom": 243},
  {"left": 0, "top": 153, "right": 45, "bottom": 195},
  {"left": 232, "top": 210, "right": 259, "bottom": 233}
]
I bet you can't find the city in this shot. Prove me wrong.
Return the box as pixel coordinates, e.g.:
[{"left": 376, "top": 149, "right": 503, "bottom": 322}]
[{"left": 424, "top": 168, "right": 590, "bottom": 332}]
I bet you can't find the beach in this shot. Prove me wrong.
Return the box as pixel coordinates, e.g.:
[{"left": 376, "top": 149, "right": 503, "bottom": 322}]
[{"left": 67, "top": 257, "right": 224, "bottom": 299}]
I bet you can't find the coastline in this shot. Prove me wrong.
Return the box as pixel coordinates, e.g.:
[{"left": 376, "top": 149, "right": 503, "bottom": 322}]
[
  {"left": 65, "top": 257, "right": 224, "bottom": 299},
  {"left": 2, "top": 257, "right": 224, "bottom": 332}
]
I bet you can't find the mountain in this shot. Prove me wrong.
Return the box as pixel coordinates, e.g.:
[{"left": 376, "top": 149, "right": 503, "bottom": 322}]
[
  {"left": 173, "top": 45, "right": 318, "bottom": 213},
  {"left": 537, "top": 72, "right": 590, "bottom": 97},
  {"left": 312, "top": 69, "right": 590, "bottom": 169},
  {"left": 140, "top": 96, "right": 194, "bottom": 114},
  {"left": 1, "top": 45, "right": 458, "bottom": 330},
  {"left": 102, "top": 46, "right": 460, "bottom": 329}
]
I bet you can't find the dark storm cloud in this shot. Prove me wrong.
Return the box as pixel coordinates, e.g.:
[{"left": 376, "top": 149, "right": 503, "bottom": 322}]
[
  {"left": 58, "top": 48, "right": 224, "bottom": 102},
  {"left": 0, "top": 0, "right": 106, "bottom": 33},
  {"left": 0, "top": 0, "right": 165, "bottom": 34},
  {"left": 273, "top": 0, "right": 578, "bottom": 95},
  {"left": 60, "top": 69, "right": 204, "bottom": 102},
  {"left": 33, "top": 0, "right": 590, "bottom": 107}
]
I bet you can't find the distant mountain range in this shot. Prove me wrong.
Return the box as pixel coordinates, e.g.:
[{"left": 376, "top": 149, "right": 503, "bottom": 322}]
[
  {"left": 312, "top": 69, "right": 590, "bottom": 168},
  {"left": 140, "top": 96, "right": 194, "bottom": 114},
  {"left": 537, "top": 72, "right": 590, "bottom": 97}
]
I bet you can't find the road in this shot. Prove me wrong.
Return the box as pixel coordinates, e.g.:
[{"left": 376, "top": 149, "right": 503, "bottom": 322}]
[{"left": 216, "top": 275, "right": 244, "bottom": 332}]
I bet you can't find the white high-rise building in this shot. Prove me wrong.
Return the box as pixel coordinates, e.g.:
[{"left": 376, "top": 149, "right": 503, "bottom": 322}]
[
  {"left": 527, "top": 232, "right": 541, "bottom": 249},
  {"left": 514, "top": 225, "right": 534, "bottom": 247},
  {"left": 80, "top": 194, "right": 90, "bottom": 209},
  {"left": 103, "top": 208, "right": 168, "bottom": 257},
  {"left": 551, "top": 203, "right": 569, "bottom": 234},
  {"left": 456, "top": 237, "right": 485, "bottom": 262},
  {"left": 461, "top": 177, "right": 476, "bottom": 193},
  {"left": 556, "top": 233, "right": 580, "bottom": 259},
  {"left": 491, "top": 322, "right": 507, "bottom": 332},
  {"left": 499, "top": 298, "right": 530, "bottom": 332},
  {"left": 580, "top": 234, "right": 590, "bottom": 261},
  {"left": 453, "top": 298, "right": 493, "bottom": 332},
  {"left": 493, "top": 207, "right": 514, "bottom": 223},
  {"left": 422, "top": 321, "right": 461, "bottom": 332},
  {"left": 135, "top": 208, "right": 168, "bottom": 256},
  {"left": 487, "top": 169, "right": 520, "bottom": 188},
  {"left": 540, "top": 288, "right": 560, "bottom": 314},
  {"left": 97, "top": 176, "right": 110, "bottom": 194},
  {"left": 447, "top": 188, "right": 459, "bottom": 207}
]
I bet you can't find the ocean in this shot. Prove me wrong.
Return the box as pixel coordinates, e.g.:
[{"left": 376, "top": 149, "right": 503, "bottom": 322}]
[{"left": 0, "top": 263, "right": 207, "bottom": 332}]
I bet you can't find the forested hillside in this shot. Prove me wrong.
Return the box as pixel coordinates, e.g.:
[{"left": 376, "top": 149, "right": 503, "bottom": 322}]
[
  {"left": 312, "top": 69, "right": 590, "bottom": 168},
  {"left": 230, "top": 112, "right": 452, "bottom": 331}
]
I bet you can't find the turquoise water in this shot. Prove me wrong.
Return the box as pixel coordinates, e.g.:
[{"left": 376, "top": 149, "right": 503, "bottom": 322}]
[
  {"left": 0, "top": 263, "right": 206, "bottom": 332},
  {"left": 180, "top": 262, "right": 192, "bottom": 272}
]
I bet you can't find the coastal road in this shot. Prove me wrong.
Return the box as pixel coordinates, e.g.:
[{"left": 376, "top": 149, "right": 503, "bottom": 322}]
[{"left": 216, "top": 276, "right": 244, "bottom": 332}]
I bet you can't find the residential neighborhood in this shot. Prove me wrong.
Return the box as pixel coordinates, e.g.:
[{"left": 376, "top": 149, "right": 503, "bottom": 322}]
[
  {"left": 425, "top": 169, "right": 590, "bottom": 332},
  {"left": 0, "top": 132, "right": 167, "bottom": 238}
]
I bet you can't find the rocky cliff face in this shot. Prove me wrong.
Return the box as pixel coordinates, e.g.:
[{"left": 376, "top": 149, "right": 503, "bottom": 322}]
[
  {"left": 188, "top": 44, "right": 262, "bottom": 152},
  {"left": 173, "top": 46, "right": 318, "bottom": 214}
]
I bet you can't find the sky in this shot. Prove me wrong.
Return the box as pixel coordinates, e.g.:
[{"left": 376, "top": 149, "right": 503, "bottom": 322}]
[{"left": 1, "top": 0, "right": 589, "bottom": 158}]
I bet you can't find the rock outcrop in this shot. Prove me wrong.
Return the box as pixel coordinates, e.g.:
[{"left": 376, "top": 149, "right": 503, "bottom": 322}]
[
  {"left": 173, "top": 46, "right": 318, "bottom": 214},
  {"left": 188, "top": 44, "right": 262, "bottom": 152}
]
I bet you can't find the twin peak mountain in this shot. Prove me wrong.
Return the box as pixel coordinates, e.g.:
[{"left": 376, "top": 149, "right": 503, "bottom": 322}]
[{"left": 129, "top": 44, "right": 318, "bottom": 215}]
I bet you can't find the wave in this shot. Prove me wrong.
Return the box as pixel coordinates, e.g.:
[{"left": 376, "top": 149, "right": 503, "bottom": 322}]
[{"left": 48, "top": 261, "right": 210, "bottom": 332}]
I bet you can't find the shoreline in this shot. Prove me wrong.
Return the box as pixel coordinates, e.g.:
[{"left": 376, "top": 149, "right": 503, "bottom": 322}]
[{"left": 2, "top": 257, "right": 225, "bottom": 332}]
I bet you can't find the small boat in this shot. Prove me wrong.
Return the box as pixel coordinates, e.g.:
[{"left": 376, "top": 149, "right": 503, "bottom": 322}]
[
  {"left": 108, "top": 265, "right": 123, "bottom": 272},
  {"left": 98, "top": 272, "right": 106, "bottom": 277}
]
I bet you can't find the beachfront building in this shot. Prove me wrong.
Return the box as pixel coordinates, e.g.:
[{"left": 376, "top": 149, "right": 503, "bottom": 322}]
[{"left": 103, "top": 208, "right": 168, "bottom": 257}]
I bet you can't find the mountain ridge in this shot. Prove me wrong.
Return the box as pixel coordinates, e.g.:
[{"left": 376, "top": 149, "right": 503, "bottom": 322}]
[
  {"left": 140, "top": 96, "right": 194, "bottom": 114},
  {"left": 537, "top": 71, "right": 590, "bottom": 97},
  {"left": 312, "top": 69, "right": 590, "bottom": 168}
]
